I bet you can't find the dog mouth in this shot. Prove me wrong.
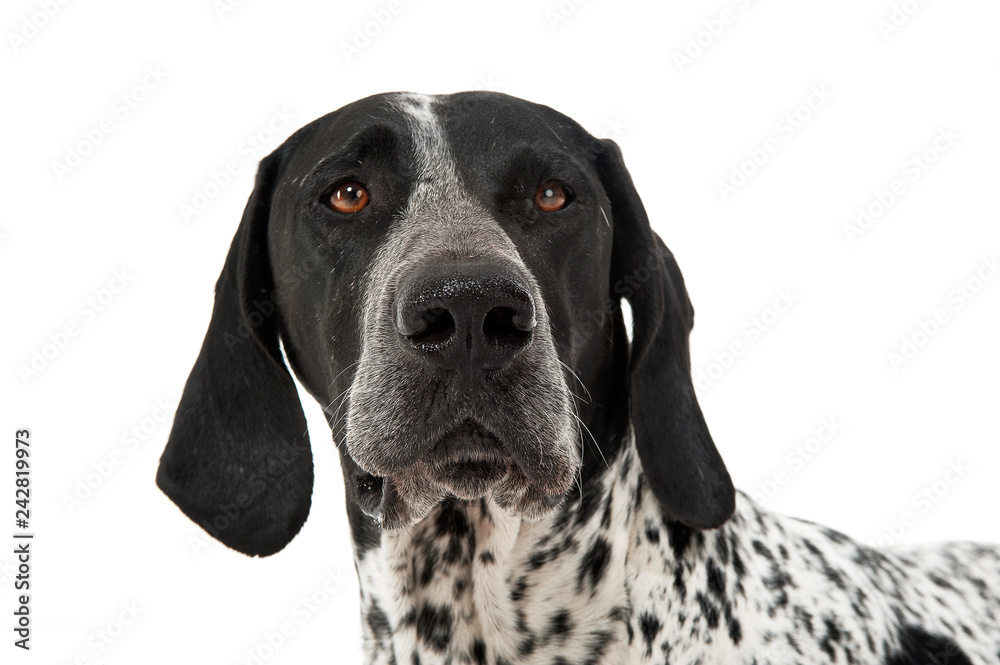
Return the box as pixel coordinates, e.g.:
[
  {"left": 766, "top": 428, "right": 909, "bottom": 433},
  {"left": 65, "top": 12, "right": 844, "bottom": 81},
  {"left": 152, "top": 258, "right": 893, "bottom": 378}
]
[
  {"left": 428, "top": 421, "right": 513, "bottom": 498},
  {"left": 352, "top": 419, "right": 569, "bottom": 528}
]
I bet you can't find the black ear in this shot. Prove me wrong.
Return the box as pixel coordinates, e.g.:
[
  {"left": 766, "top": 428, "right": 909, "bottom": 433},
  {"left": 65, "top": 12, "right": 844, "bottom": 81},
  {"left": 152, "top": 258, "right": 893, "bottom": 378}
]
[
  {"left": 597, "top": 140, "right": 735, "bottom": 530},
  {"left": 156, "top": 151, "right": 313, "bottom": 557}
]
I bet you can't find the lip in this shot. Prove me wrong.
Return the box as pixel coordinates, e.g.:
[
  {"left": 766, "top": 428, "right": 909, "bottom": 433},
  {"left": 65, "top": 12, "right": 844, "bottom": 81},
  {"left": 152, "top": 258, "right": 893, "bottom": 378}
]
[
  {"left": 429, "top": 420, "right": 512, "bottom": 498},
  {"left": 434, "top": 457, "right": 512, "bottom": 499}
]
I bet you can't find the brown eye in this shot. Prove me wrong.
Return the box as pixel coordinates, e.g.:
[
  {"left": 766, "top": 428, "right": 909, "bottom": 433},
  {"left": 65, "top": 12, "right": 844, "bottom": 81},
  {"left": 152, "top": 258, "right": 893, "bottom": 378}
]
[
  {"left": 534, "top": 181, "right": 570, "bottom": 212},
  {"left": 328, "top": 181, "right": 369, "bottom": 213}
]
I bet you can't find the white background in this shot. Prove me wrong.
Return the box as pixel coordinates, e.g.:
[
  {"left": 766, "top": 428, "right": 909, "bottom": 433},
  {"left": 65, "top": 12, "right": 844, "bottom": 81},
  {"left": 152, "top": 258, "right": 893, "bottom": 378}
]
[{"left": 3, "top": 0, "right": 999, "bottom": 663}]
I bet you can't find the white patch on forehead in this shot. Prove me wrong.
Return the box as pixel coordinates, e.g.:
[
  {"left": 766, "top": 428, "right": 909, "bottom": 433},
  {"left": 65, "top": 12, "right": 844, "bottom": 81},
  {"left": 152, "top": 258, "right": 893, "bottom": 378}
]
[{"left": 391, "top": 92, "right": 456, "bottom": 186}]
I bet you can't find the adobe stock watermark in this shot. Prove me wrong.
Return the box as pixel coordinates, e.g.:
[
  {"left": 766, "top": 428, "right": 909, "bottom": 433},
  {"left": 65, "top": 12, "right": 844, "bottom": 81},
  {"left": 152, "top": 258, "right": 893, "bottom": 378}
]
[
  {"left": 178, "top": 107, "right": 295, "bottom": 223},
  {"left": 671, "top": 0, "right": 756, "bottom": 73},
  {"left": 842, "top": 126, "right": 958, "bottom": 244},
  {"left": 213, "top": 0, "right": 249, "bottom": 20},
  {"left": 886, "top": 254, "right": 998, "bottom": 372},
  {"left": 568, "top": 247, "right": 667, "bottom": 347},
  {"left": 240, "top": 568, "right": 348, "bottom": 665},
  {"left": 0, "top": 554, "right": 18, "bottom": 587},
  {"left": 715, "top": 84, "right": 833, "bottom": 202},
  {"left": 873, "top": 458, "right": 970, "bottom": 549},
  {"left": 51, "top": 65, "right": 168, "bottom": 182},
  {"left": 596, "top": 115, "right": 628, "bottom": 142},
  {"left": 544, "top": 0, "right": 591, "bottom": 31},
  {"left": 876, "top": 0, "right": 931, "bottom": 41},
  {"left": 7, "top": 0, "right": 71, "bottom": 53},
  {"left": 16, "top": 268, "right": 135, "bottom": 385},
  {"left": 694, "top": 288, "right": 798, "bottom": 392},
  {"left": 475, "top": 73, "right": 503, "bottom": 92},
  {"left": 60, "top": 601, "right": 144, "bottom": 662},
  {"left": 188, "top": 438, "right": 308, "bottom": 555},
  {"left": 61, "top": 398, "right": 176, "bottom": 514},
  {"left": 750, "top": 417, "right": 844, "bottom": 507},
  {"left": 339, "top": 0, "right": 409, "bottom": 63}
]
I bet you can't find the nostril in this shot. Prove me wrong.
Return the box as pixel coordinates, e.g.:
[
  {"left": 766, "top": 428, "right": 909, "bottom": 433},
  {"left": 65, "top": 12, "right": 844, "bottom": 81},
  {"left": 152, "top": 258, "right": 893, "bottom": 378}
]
[
  {"left": 410, "top": 307, "right": 456, "bottom": 346},
  {"left": 483, "top": 307, "right": 533, "bottom": 347}
]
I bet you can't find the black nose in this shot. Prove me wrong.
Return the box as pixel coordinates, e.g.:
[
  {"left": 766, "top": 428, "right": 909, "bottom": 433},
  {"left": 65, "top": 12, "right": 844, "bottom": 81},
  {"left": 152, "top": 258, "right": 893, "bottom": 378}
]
[{"left": 393, "top": 262, "right": 536, "bottom": 371}]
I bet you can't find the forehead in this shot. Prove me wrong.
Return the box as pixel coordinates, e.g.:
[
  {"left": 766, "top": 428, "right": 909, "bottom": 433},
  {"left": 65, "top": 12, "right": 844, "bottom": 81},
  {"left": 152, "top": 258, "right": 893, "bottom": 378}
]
[{"left": 281, "top": 92, "right": 599, "bottom": 179}]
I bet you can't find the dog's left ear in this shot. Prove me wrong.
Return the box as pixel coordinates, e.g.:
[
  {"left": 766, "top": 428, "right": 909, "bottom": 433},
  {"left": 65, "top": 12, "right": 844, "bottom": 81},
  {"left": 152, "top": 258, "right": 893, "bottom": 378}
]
[
  {"left": 596, "top": 139, "right": 735, "bottom": 530},
  {"left": 156, "top": 150, "right": 314, "bottom": 557}
]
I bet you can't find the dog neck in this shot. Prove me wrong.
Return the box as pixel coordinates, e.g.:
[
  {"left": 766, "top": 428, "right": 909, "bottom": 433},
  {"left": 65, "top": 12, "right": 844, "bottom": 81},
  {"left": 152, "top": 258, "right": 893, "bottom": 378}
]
[{"left": 352, "top": 431, "right": 750, "bottom": 664}]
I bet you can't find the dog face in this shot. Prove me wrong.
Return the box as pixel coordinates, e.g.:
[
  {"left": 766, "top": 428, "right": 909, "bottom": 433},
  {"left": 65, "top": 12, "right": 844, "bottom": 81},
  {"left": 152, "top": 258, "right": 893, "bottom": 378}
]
[{"left": 157, "top": 92, "right": 735, "bottom": 557}]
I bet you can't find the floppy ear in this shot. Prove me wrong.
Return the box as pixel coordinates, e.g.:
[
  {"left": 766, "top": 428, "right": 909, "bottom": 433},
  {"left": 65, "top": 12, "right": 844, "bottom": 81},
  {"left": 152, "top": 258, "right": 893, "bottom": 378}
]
[
  {"left": 597, "top": 139, "right": 735, "bottom": 529},
  {"left": 156, "top": 151, "right": 313, "bottom": 557}
]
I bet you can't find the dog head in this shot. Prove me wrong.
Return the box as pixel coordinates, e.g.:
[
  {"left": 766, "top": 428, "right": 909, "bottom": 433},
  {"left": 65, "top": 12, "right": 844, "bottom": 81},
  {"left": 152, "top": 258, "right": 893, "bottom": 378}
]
[{"left": 156, "top": 92, "right": 734, "bottom": 556}]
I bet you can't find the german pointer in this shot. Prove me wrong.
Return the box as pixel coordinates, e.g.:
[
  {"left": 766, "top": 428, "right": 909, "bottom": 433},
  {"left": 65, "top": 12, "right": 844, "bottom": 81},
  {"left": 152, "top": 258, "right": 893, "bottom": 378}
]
[{"left": 157, "top": 92, "right": 1000, "bottom": 664}]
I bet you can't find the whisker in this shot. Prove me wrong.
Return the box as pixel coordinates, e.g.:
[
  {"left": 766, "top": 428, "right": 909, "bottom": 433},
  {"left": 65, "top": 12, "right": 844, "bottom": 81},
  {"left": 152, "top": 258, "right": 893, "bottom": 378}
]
[
  {"left": 571, "top": 410, "right": 608, "bottom": 471},
  {"left": 322, "top": 360, "right": 362, "bottom": 411},
  {"left": 558, "top": 359, "right": 592, "bottom": 403}
]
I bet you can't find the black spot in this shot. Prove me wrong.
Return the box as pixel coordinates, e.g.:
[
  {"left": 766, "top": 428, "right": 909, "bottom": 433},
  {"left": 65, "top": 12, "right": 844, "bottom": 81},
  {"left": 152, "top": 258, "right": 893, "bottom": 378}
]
[
  {"left": 672, "top": 563, "right": 686, "bottom": 602},
  {"left": 730, "top": 533, "right": 747, "bottom": 579},
  {"left": 529, "top": 546, "right": 560, "bottom": 570},
  {"left": 435, "top": 502, "right": 472, "bottom": 564},
  {"left": 665, "top": 520, "right": 695, "bottom": 560},
  {"left": 819, "top": 616, "right": 843, "bottom": 660},
  {"left": 886, "top": 625, "right": 973, "bottom": 665},
  {"left": 644, "top": 520, "right": 660, "bottom": 544},
  {"left": 471, "top": 638, "right": 487, "bottom": 665},
  {"left": 600, "top": 493, "right": 613, "bottom": 528},
  {"left": 366, "top": 602, "right": 391, "bottom": 641},
  {"left": 633, "top": 475, "right": 644, "bottom": 510},
  {"left": 417, "top": 543, "right": 439, "bottom": 588},
  {"left": 583, "top": 630, "right": 614, "bottom": 665},
  {"left": 515, "top": 608, "right": 529, "bottom": 633},
  {"left": 823, "top": 616, "right": 843, "bottom": 642},
  {"left": 479, "top": 550, "right": 495, "bottom": 564},
  {"left": 803, "top": 538, "right": 848, "bottom": 591},
  {"left": 435, "top": 500, "right": 470, "bottom": 538},
  {"left": 609, "top": 606, "right": 633, "bottom": 645},
  {"left": 929, "top": 573, "right": 954, "bottom": 590},
  {"left": 453, "top": 575, "right": 469, "bottom": 599},
  {"left": 619, "top": 449, "right": 633, "bottom": 481},
  {"left": 411, "top": 652, "right": 420, "bottom": 665},
  {"left": 822, "top": 527, "right": 850, "bottom": 544},
  {"left": 714, "top": 530, "right": 730, "bottom": 566},
  {"left": 794, "top": 605, "right": 815, "bottom": 635},
  {"left": 639, "top": 611, "right": 662, "bottom": 657},
  {"left": 517, "top": 636, "right": 536, "bottom": 657},
  {"left": 695, "top": 591, "right": 720, "bottom": 629},
  {"left": 761, "top": 562, "right": 792, "bottom": 613},
  {"left": 752, "top": 539, "right": 774, "bottom": 560},
  {"left": 547, "top": 609, "right": 573, "bottom": 639},
  {"left": 551, "top": 501, "right": 573, "bottom": 532},
  {"left": 577, "top": 537, "right": 611, "bottom": 592},
  {"left": 510, "top": 576, "right": 529, "bottom": 602},
  {"left": 706, "top": 558, "right": 726, "bottom": 599},
  {"left": 575, "top": 477, "right": 603, "bottom": 525},
  {"left": 416, "top": 602, "right": 452, "bottom": 652},
  {"left": 728, "top": 615, "right": 742, "bottom": 644}
]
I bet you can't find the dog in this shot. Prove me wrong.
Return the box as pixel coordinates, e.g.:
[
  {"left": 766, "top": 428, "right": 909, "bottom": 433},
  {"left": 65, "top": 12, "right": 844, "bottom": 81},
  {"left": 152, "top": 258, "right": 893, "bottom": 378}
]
[{"left": 157, "top": 91, "right": 1000, "bottom": 664}]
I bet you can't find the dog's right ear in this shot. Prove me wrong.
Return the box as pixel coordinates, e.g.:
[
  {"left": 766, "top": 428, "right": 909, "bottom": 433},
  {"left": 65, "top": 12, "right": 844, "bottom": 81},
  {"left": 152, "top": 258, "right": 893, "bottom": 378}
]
[
  {"left": 156, "top": 151, "right": 314, "bottom": 557},
  {"left": 596, "top": 139, "right": 735, "bottom": 530}
]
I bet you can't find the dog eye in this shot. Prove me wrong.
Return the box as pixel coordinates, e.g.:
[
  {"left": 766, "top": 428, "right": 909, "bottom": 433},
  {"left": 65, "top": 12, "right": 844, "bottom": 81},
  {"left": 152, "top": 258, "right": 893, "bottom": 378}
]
[
  {"left": 534, "top": 181, "right": 571, "bottom": 212},
  {"left": 327, "top": 181, "right": 369, "bottom": 213}
]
